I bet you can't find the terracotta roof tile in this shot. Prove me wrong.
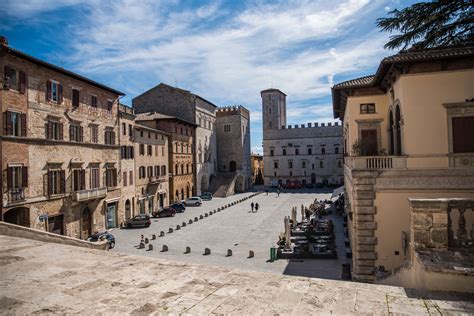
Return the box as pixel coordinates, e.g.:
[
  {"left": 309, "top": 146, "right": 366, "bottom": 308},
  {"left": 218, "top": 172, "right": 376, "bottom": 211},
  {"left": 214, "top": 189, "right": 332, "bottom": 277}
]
[{"left": 332, "top": 75, "right": 375, "bottom": 89}]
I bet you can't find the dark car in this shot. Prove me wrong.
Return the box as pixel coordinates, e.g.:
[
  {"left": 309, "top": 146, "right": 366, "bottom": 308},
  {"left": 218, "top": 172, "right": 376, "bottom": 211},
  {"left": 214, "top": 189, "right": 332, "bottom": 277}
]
[
  {"left": 169, "top": 202, "right": 186, "bottom": 213},
  {"left": 125, "top": 214, "right": 151, "bottom": 228},
  {"left": 87, "top": 231, "right": 115, "bottom": 249},
  {"left": 152, "top": 207, "right": 176, "bottom": 218},
  {"left": 285, "top": 180, "right": 302, "bottom": 189},
  {"left": 200, "top": 192, "right": 213, "bottom": 201}
]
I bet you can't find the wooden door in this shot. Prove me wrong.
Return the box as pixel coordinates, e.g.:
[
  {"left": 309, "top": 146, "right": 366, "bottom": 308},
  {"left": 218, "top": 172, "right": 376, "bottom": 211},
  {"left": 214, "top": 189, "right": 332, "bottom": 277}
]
[{"left": 361, "top": 129, "right": 378, "bottom": 156}]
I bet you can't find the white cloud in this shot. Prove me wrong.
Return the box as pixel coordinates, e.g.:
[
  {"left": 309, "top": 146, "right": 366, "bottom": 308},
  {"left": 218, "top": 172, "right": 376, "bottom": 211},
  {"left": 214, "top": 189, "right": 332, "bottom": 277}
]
[{"left": 251, "top": 146, "right": 263, "bottom": 155}]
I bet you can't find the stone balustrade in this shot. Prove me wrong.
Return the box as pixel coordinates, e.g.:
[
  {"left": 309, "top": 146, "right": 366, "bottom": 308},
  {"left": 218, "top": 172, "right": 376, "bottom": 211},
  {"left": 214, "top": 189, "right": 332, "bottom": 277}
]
[
  {"left": 72, "top": 187, "right": 107, "bottom": 202},
  {"left": 346, "top": 156, "right": 406, "bottom": 170}
]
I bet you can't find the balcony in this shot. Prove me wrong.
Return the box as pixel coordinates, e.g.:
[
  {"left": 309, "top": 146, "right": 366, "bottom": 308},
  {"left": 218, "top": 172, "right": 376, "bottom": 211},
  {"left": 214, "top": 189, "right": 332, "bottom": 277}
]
[
  {"left": 9, "top": 188, "right": 25, "bottom": 203},
  {"left": 72, "top": 187, "right": 107, "bottom": 202},
  {"left": 147, "top": 175, "right": 168, "bottom": 185},
  {"left": 346, "top": 156, "right": 407, "bottom": 170}
]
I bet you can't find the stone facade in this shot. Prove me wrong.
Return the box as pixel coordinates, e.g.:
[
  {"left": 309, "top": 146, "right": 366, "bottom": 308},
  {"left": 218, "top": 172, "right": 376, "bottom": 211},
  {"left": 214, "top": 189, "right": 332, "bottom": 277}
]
[
  {"left": 261, "top": 89, "right": 344, "bottom": 187},
  {"left": 132, "top": 83, "right": 217, "bottom": 195},
  {"left": 215, "top": 106, "right": 252, "bottom": 191},
  {"left": 1, "top": 39, "right": 124, "bottom": 238},
  {"left": 251, "top": 154, "right": 264, "bottom": 185}
]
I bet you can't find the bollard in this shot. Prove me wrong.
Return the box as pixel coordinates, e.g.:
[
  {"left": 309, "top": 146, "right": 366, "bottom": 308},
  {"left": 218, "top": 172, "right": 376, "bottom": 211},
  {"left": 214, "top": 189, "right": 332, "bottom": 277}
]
[
  {"left": 148, "top": 244, "right": 153, "bottom": 251},
  {"left": 185, "top": 246, "right": 191, "bottom": 254},
  {"left": 226, "top": 249, "right": 233, "bottom": 257},
  {"left": 204, "top": 248, "right": 211, "bottom": 255},
  {"left": 209, "top": 212, "right": 213, "bottom": 216},
  {"left": 151, "top": 234, "right": 156, "bottom": 240},
  {"left": 213, "top": 210, "right": 216, "bottom": 214},
  {"left": 182, "top": 222, "right": 187, "bottom": 227},
  {"left": 176, "top": 225, "right": 180, "bottom": 230},
  {"left": 145, "top": 238, "right": 149, "bottom": 244},
  {"left": 205, "top": 213, "right": 208, "bottom": 217},
  {"left": 162, "top": 245, "right": 168, "bottom": 252},
  {"left": 139, "top": 242, "right": 145, "bottom": 249},
  {"left": 194, "top": 217, "right": 198, "bottom": 222},
  {"left": 248, "top": 250, "right": 254, "bottom": 258},
  {"left": 189, "top": 219, "right": 193, "bottom": 224},
  {"left": 217, "top": 208, "right": 221, "bottom": 212},
  {"left": 200, "top": 215, "right": 203, "bottom": 219},
  {"left": 168, "top": 228, "right": 174, "bottom": 233},
  {"left": 160, "top": 231, "right": 165, "bottom": 237}
]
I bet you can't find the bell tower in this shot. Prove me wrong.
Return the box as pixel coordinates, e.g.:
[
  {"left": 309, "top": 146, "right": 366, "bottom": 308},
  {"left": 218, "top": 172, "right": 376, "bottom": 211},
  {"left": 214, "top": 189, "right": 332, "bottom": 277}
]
[{"left": 261, "top": 89, "right": 287, "bottom": 136}]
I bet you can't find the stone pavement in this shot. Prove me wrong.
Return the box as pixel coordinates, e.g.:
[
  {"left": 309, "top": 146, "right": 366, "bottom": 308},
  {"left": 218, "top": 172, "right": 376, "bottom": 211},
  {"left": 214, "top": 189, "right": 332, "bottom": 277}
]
[
  {"left": 111, "top": 190, "right": 348, "bottom": 279},
  {"left": 1, "top": 235, "right": 473, "bottom": 315}
]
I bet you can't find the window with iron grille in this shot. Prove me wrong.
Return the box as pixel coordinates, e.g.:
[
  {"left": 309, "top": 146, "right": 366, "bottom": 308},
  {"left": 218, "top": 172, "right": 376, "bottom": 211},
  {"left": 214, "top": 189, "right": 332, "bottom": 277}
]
[{"left": 360, "top": 103, "right": 376, "bottom": 114}]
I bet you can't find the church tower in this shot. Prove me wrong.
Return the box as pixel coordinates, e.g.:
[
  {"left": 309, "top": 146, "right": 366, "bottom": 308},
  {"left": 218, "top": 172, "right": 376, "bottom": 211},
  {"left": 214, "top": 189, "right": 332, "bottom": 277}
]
[{"left": 261, "top": 89, "right": 287, "bottom": 136}]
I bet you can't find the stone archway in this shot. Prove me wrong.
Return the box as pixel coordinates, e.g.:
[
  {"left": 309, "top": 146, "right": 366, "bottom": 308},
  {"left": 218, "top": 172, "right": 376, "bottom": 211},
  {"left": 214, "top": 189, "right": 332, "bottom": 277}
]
[
  {"left": 234, "top": 175, "right": 244, "bottom": 193},
  {"left": 4, "top": 207, "right": 29, "bottom": 227},
  {"left": 201, "top": 175, "right": 208, "bottom": 192},
  {"left": 229, "top": 161, "right": 237, "bottom": 172}
]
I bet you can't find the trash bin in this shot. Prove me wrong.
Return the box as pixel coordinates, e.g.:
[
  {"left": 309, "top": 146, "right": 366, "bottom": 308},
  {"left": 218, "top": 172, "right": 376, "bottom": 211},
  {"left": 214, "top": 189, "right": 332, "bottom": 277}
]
[
  {"left": 341, "top": 263, "right": 351, "bottom": 280},
  {"left": 270, "top": 247, "right": 277, "bottom": 262}
]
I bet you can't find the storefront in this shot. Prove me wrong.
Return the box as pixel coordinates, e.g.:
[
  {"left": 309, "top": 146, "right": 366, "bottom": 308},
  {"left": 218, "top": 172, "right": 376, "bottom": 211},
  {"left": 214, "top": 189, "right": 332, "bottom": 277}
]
[{"left": 105, "top": 199, "right": 119, "bottom": 229}]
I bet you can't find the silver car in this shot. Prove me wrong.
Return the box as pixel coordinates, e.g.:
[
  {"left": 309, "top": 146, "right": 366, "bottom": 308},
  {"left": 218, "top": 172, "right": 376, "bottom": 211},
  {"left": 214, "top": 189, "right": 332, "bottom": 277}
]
[{"left": 184, "top": 196, "right": 202, "bottom": 206}]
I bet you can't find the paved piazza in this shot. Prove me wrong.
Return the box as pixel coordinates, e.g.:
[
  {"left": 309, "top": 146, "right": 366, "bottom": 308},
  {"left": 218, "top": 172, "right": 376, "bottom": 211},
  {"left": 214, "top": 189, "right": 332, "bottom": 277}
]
[{"left": 111, "top": 190, "right": 348, "bottom": 279}]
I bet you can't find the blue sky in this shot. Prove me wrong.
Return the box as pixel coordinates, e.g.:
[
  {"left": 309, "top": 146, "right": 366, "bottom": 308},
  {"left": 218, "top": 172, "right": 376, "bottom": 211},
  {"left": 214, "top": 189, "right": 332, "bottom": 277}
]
[{"left": 1, "top": 0, "right": 418, "bottom": 154}]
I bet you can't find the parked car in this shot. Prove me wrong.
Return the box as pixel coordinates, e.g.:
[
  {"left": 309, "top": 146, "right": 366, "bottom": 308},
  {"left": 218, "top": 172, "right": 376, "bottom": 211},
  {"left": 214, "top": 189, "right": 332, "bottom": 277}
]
[
  {"left": 169, "top": 202, "right": 186, "bottom": 213},
  {"left": 184, "top": 196, "right": 202, "bottom": 206},
  {"left": 285, "top": 180, "right": 302, "bottom": 189},
  {"left": 125, "top": 214, "right": 151, "bottom": 228},
  {"left": 87, "top": 231, "right": 115, "bottom": 249},
  {"left": 200, "top": 192, "right": 213, "bottom": 201},
  {"left": 152, "top": 207, "right": 176, "bottom": 218}
]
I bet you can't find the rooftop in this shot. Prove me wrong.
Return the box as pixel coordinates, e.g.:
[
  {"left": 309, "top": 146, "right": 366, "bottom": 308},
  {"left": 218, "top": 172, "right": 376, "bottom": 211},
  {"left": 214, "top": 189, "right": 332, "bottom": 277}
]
[
  {"left": 135, "top": 112, "right": 198, "bottom": 127},
  {"left": 2, "top": 235, "right": 473, "bottom": 314}
]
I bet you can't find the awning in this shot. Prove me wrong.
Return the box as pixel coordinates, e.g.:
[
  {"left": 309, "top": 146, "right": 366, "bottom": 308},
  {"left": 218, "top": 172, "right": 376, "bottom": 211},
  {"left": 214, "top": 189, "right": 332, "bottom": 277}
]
[{"left": 331, "top": 186, "right": 344, "bottom": 199}]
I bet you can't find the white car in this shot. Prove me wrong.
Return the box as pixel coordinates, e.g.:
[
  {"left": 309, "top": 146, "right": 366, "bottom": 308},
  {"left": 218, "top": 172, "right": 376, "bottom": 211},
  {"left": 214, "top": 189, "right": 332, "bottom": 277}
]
[{"left": 184, "top": 196, "right": 202, "bottom": 206}]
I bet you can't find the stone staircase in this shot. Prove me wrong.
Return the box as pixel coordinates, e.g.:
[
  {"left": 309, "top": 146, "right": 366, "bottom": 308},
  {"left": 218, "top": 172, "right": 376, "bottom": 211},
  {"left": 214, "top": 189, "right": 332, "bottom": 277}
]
[{"left": 209, "top": 172, "right": 237, "bottom": 197}]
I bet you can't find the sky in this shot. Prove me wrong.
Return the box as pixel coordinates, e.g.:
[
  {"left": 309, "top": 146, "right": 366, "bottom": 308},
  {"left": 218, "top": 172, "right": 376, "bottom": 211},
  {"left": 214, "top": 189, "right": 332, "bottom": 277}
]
[{"left": 0, "top": 0, "right": 418, "bottom": 154}]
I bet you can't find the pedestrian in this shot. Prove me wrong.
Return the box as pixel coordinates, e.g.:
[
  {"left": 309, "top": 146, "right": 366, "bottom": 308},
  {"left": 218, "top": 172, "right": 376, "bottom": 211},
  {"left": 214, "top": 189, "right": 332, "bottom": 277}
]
[
  {"left": 251, "top": 202, "right": 254, "bottom": 212},
  {"left": 277, "top": 189, "right": 280, "bottom": 197},
  {"left": 266, "top": 189, "right": 269, "bottom": 195},
  {"left": 255, "top": 203, "right": 259, "bottom": 212}
]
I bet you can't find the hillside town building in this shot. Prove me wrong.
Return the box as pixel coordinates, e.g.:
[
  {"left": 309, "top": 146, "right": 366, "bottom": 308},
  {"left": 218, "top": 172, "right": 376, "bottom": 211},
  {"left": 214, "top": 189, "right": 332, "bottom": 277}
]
[
  {"left": 261, "top": 89, "right": 344, "bottom": 187},
  {"left": 332, "top": 44, "right": 474, "bottom": 290}
]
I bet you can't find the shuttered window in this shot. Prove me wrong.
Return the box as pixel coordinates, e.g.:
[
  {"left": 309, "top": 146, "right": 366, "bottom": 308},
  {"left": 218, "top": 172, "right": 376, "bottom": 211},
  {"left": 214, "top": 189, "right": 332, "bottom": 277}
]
[
  {"left": 91, "top": 125, "right": 98, "bottom": 143},
  {"left": 91, "top": 95, "right": 97, "bottom": 108},
  {"left": 123, "top": 171, "right": 127, "bottom": 186},
  {"left": 3, "top": 111, "right": 26, "bottom": 136},
  {"left": 453, "top": 116, "right": 474, "bottom": 153},
  {"left": 72, "top": 169, "right": 85, "bottom": 191},
  {"left": 105, "top": 168, "right": 117, "bottom": 187},
  {"left": 46, "top": 120, "right": 63, "bottom": 140},
  {"left": 69, "top": 124, "right": 83, "bottom": 142},
  {"left": 90, "top": 168, "right": 100, "bottom": 188},
  {"left": 4, "top": 66, "right": 26, "bottom": 93},
  {"left": 46, "top": 81, "right": 62, "bottom": 103},
  {"left": 72, "top": 89, "right": 80, "bottom": 107},
  {"left": 104, "top": 129, "right": 115, "bottom": 145},
  {"left": 7, "top": 166, "right": 28, "bottom": 189},
  {"left": 129, "top": 170, "right": 133, "bottom": 185},
  {"left": 47, "top": 170, "right": 65, "bottom": 195}
]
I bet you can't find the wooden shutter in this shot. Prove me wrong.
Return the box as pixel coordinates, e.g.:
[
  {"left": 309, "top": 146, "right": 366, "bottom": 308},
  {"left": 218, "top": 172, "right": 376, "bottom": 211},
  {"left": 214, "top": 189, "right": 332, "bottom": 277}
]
[
  {"left": 46, "top": 80, "right": 51, "bottom": 101},
  {"left": 453, "top": 117, "right": 474, "bottom": 153},
  {"left": 19, "top": 71, "right": 27, "bottom": 94},
  {"left": 131, "top": 146, "right": 134, "bottom": 159},
  {"left": 20, "top": 113, "right": 27, "bottom": 136},
  {"left": 22, "top": 166, "right": 28, "bottom": 187},
  {"left": 72, "top": 89, "right": 79, "bottom": 107},
  {"left": 113, "top": 169, "right": 117, "bottom": 186},
  {"left": 123, "top": 171, "right": 127, "bottom": 186},
  {"left": 60, "top": 170, "right": 65, "bottom": 193},
  {"left": 69, "top": 124, "right": 74, "bottom": 141},
  {"left": 5, "top": 111, "right": 13, "bottom": 135},
  {"left": 79, "top": 126, "right": 83, "bottom": 142},
  {"left": 46, "top": 121, "right": 52, "bottom": 139},
  {"left": 111, "top": 132, "right": 115, "bottom": 145},
  {"left": 58, "top": 84, "right": 63, "bottom": 104},
  {"left": 59, "top": 122, "right": 63, "bottom": 140},
  {"left": 47, "top": 171, "right": 53, "bottom": 195},
  {"left": 4, "top": 65, "right": 11, "bottom": 89},
  {"left": 7, "top": 167, "right": 12, "bottom": 189},
  {"left": 80, "top": 169, "right": 85, "bottom": 190},
  {"left": 129, "top": 170, "right": 133, "bottom": 185}
]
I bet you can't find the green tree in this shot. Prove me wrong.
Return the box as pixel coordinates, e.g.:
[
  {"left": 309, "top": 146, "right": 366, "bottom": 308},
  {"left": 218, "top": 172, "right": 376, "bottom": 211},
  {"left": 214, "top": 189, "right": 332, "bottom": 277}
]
[{"left": 377, "top": 1, "right": 474, "bottom": 50}]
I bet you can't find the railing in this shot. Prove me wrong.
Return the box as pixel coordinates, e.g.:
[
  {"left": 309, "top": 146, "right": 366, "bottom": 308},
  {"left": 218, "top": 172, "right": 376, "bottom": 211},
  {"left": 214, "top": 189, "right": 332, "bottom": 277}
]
[
  {"left": 346, "top": 156, "right": 406, "bottom": 170},
  {"left": 147, "top": 175, "right": 168, "bottom": 184},
  {"left": 73, "top": 187, "right": 107, "bottom": 202},
  {"left": 9, "top": 188, "right": 25, "bottom": 202}
]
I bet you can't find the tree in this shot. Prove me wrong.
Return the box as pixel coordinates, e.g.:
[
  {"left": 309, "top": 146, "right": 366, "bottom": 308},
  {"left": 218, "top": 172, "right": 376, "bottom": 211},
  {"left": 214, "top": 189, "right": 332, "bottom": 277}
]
[{"left": 377, "top": 1, "right": 474, "bottom": 50}]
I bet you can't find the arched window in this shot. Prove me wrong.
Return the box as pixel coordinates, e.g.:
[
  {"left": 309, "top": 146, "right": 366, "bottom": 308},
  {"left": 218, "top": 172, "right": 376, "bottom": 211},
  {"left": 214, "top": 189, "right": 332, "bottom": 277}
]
[
  {"left": 321, "top": 148, "right": 325, "bottom": 155},
  {"left": 181, "top": 165, "right": 184, "bottom": 174},
  {"left": 295, "top": 148, "right": 299, "bottom": 155},
  {"left": 335, "top": 147, "right": 339, "bottom": 154},
  {"left": 395, "top": 105, "right": 402, "bottom": 155},
  {"left": 283, "top": 149, "right": 287, "bottom": 156},
  {"left": 308, "top": 148, "right": 312, "bottom": 155},
  {"left": 389, "top": 110, "right": 395, "bottom": 155},
  {"left": 175, "top": 164, "right": 178, "bottom": 175},
  {"left": 186, "top": 164, "right": 189, "bottom": 174}
]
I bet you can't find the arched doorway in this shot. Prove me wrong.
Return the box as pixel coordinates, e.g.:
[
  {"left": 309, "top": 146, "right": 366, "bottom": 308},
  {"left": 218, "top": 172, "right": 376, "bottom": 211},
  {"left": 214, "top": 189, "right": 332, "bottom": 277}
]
[
  {"left": 201, "top": 175, "right": 208, "bottom": 192},
  {"left": 4, "top": 207, "right": 29, "bottom": 227},
  {"left": 81, "top": 207, "right": 92, "bottom": 239},
  {"left": 234, "top": 175, "right": 244, "bottom": 193},
  {"left": 125, "top": 199, "right": 131, "bottom": 220},
  {"left": 229, "top": 161, "right": 236, "bottom": 172}
]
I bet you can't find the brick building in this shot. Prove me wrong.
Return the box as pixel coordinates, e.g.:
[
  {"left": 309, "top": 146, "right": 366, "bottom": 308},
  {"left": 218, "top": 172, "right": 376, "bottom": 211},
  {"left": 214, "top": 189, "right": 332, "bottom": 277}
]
[{"left": 1, "top": 37, "right": 125, "bottom": 238}]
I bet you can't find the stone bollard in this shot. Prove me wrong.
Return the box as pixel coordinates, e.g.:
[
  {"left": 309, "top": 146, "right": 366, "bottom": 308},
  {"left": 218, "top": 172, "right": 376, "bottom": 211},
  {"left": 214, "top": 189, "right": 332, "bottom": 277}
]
[
  {"left": 194, "top": 217, "right": 198, "bottom": 222},
  {"left": 209, "top": 212, "right": 213, "bottom": 216},
  {"left": 248, "top": 250, "right": 254, "bottom": 258},
  {"left": 139, "top": 242, "right": 145, "bottom": 249},
  {"left": 185, "top": 246, "right": 191, "bottom": 254},
  {"left": 176, "top": 225, "right": 180, "bottom": 230},
  {"left": 182, "top": 222, "right": 186, "bottom": 227},
  {"left": 205, "top": 213, "right": 208, "bottom": 217},
  {"left": 162, "top": 245, "right": 168, "bottom": 252},
  {"left": 148, "top": 244, "right": 153, "bottom": 251},
  {"left": 213, "top": 210, "right": 217, "bottom": 213},
  {"left": 204, "top": 248, "right": 211, "bottom": 255},
  {"left": 145, "top": 238, "right": 149, "bottom": 244},
  {"left": 189, "top": 219, "right": 193, "bottom": 224},
  {"left": 226, "top": 249, "right": 233, "bottom": 257},
  {"left": 217, "top": 208, "right": 221, "bottom": 212},
  {"left": 151, "top": 234, "right": 156, "bottom": 240},
  {"left": 168, "top": 228, "right": 174, "bottom": 233},
  {"left": 200, "top": 215, "right": 204, "bottom": 219},
  {"left": 160, "top": 231, "right": 165, "bottom": 237}
]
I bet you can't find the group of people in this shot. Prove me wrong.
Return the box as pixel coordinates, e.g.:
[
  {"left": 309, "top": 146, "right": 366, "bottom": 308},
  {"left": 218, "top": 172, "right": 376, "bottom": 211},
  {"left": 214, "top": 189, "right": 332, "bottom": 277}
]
[{"left": 250, "top": 202, "right": 260, "bottom": 213}]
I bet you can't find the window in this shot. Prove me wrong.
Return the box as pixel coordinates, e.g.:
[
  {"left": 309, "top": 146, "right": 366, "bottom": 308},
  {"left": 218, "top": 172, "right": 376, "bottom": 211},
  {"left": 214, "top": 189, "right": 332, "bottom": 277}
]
[
  {"left": 335, "top": 147, "right": 339, "bottom": 154},
  {"left": 186, "top": 164, "right": 189, "bottom": 174},
  {"left": 69, "top": 124, "right": 83, "bottom": 142},
  {"left": 308, "top": 148, "right": 312, "bottom": 155},
  {"left": 180, "top": 127, "right": 183, "bottom": 134},
  {"left": 90, "top": 168, "right": 100, "bottom": 188},
  {"left": 147, "top": 166, "right": 153, "bottom": 178},
  {"left": 46, "top": 120, "right": 63, "bottom": 140},
  {"left": 360, "top": 103, "right": 376, "bottom": 114},
  {"left": 199, "top": 153, "right": 202, "bottom": 163},
  {"left": 105, "top": 168, "right": 117, "bottom": 187},
  {"left": 128, "top": 124, "right": 133, "bottom": 136},
  {"left": 155, "top": 166, "right": 160, "bottom": 177},
  {"left": 122, "top": 123, "right": 126, "bottom": 135},
  {"left": 3, "top": 111, "right": 26, "bottom": 136},
  {"left": 139, "top": 166, "right": 146, "bottom": 179},
  {"left": 47, "top": 170, "right": 65, "bottom": 195},
  {"left": 139, "top": 144, "right": 144, "bottom": 155},
  {"left": 283, "top": 149, "right": 286, "bottom": 156},
  {"left": 319, "top": 161, "right": 324, "bottom": 168},
  {"left": 452, "top": 116, "right": 474, "bottom": 153},
  {"left": 288, "top": 161, "right": 293, "bottom": 169},
  {"left": 270, "top": 149, "right": 274, "bottom": 157},
  {"left": 302, "top": 161, "right": 306, "bottom": 168},
  {"left": 148, "top": 132, "right": 151, "bottom": 139},
  {"left": 123, "top": 171, "right": 127, "bottom": 186},
  {"left": 147, "top": 145, "right": 152, "bottom": 156},
  {"left": 107, "top": 100, "right": 113, "bottom": 111},
  {"left": 295, "top": 148, "right": 299, "bottom": 155},
  {"left": 46, "top": 80, "right": 62, "bottom": 103},
  {"left": 72, "top": 169, "right": 85, "bottom": 191},
  {"left": 129, "top": 170, "right": 133, "bottom": 185},
  {"left": 161, "top": 146, "right": 165, "bottom": 156},
  {"left": 91, "top": 95, "right": 97, "bottom": 108},
  {"left": 321, "top": 148, "right": 325, "bottom": 155},
  {"left": 7, "top": 166, "right": 28, "bottom": 189},
  {"left": 104, "top": 129, "right": 115, "bottom": 145},
  {"left": 161, "top": 165, "right": 166, "bottom": 175},
  {"left": 140, "top": 130, "right": 143, "bottom": 137},
  {"left": 274, "top": 162, "right": 278, "bottom": 169},
  {"left": 338, "top": 160, "right": 342, "bottom": 168},
  {"left": 224, "top": 124, "right": 231, "bottom": 132},
  {"left": 72, "top": 89, "right": 80, "bottom": 107},
  {"left": 175, "top": 164, "right": 178, "bottom": 175},
  {"left": 91, "top": 125, "right": 98, "bottom": 143},
  {"left": 290, "top": 171, "right": 293, "bottom": 177},
  {"left": 312, "top": 163, "right": 315, "bottom": 170},
  {"left": 181, "top": 165, "right": 184, "bottom": 174},
  {"left": 4, "top": 65, "right": 26, "bottom": 93}
]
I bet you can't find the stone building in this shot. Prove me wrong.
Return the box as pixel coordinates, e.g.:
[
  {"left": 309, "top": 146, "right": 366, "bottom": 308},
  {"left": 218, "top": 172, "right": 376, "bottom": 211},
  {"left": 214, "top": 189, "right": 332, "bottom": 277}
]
[
  {"left": 136, "top": 113, "right": 196, "bottom": 202},
  {"left": 261, "top": 89, "right": 343, "bottom": 187},
  {"left": 332, "top": 44, "right": 474, "bottom": 286},
  {"left": 251, "top": 154, "right": 264, "bottom": 185},
  {"left": 132, "top": 83, "right": 217, "bottom": 195},
  {"left": 1, "top": 37, "right": 125, "bottom": 238}
]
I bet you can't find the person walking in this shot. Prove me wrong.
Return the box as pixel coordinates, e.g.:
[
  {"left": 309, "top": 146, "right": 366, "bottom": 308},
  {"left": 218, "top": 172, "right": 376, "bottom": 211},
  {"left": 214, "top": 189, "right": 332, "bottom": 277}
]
[
  {"left": 266, "top": 189, "right": 269, "bottom": 195},
  {"left": 277, "top": 189, "right": 280, "bottom": 197},
  {"left": 255, "top": 203, "right": 259, "bottom": 212},
  {"left": 251, "top": 202, "right": 254, "bottom": 213}
]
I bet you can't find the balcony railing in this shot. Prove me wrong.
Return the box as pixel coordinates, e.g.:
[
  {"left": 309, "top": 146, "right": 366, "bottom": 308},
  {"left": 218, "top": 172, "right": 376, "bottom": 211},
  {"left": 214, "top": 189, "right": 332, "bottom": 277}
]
[
  {"left": 346, "top": 156, "right": 407, "bottom": 170},
  {"left": 9, "top": 188, "right": 25, "bottom": 203},
  {"left": 147, "top": 175, "right": 168, "bottom": 184},
  {"left": 72, "top": 187, "right": 107, "bottom": 202}
]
